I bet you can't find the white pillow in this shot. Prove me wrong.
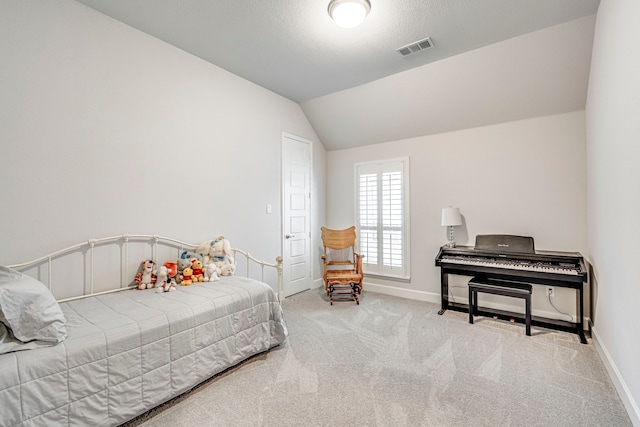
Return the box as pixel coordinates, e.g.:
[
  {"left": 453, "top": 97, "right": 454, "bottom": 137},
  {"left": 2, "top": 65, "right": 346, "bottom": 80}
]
[{"left": 0, "top": 266, "right": 67, "bottom": 353}]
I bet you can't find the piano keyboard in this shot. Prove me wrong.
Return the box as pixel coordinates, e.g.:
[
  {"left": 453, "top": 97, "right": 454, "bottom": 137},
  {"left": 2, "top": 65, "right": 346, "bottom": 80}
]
[{"left": 440, "top": 255, "right": 581, "bottom": 276}]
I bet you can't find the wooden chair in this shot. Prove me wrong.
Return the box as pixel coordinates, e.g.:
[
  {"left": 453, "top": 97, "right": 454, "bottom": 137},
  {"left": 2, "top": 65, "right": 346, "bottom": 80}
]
[{"left": 321, "top": 226, "right": 364, "bottom": 305}]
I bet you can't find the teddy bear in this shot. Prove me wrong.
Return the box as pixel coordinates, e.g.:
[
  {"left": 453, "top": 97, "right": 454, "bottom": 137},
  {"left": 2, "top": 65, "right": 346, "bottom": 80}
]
[
  {"left": 191, "top": 259, "right": 205, "bottom": 283},
  {"left": 180, "top": 265, "right": 194, "bottom": 286},
  {"left": 204, "top": 263, "right": 220, "bottom": 282},
  {"left": 134, "top": 260, "right": 156, "bottom": 290}
]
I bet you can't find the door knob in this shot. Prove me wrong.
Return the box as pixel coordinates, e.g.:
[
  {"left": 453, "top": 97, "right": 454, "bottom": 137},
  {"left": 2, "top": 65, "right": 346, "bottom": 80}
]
[{"left": 285, "top": 234, "right": 295, "bottom": 239}]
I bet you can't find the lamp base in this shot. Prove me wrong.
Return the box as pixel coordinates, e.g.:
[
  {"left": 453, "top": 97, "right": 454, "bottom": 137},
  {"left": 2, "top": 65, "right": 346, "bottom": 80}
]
[{"left": 447, "top": 226, "right": 456, "bottom": 248}]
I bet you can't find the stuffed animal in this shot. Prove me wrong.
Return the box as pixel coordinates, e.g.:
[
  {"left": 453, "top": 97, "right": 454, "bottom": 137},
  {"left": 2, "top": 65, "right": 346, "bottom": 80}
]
[
  {"left": 179, "top": 250, "right": 203, "bottom": 264},
  {"left": 180, "top": 265, "right": 194, "bottom": 286},
  {"left": 154, "top": 265, "right": 176, "bottom": 293},
  {"left": 220, "top": 263, "right": 236, "bottom": 277},
  {"left": 155, "top": 265, "right": 168, "bottom": 287},
  {"left": 176, "top": 257, "right": 192, "bottom": 284},
  {"left": 195, "top": 239, "right": 216, "bottom": 263},
  {"left": 134, "top": 260, "right": 156, "bottom": 290},
  {"left": 191, "top": 259, "right": 205, "bottom": 283},
  {"left": 164, "top": 261, "right": 178, "bottom": 281},
  {"left": 155, "top": 265, "right": 169, "bottom": 292},
  {"left": 197, "top": 236, "right": 235, "bottom": 273},
  {"left": 204, "top": 263, "right": 220, "bottom": 282}
]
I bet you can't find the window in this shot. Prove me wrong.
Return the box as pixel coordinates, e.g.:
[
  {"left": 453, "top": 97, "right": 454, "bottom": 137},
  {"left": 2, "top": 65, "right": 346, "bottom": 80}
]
[{"left": 355, "top": 158, "right": 410, "bottom": 279}]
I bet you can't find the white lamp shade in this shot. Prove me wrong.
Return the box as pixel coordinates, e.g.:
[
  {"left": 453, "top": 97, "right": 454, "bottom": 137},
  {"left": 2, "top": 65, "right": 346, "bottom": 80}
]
[
  {"left": 328, "top": 0, "right": 371, "bottom": 28},
  {"left": 441, "top": 207, "right": 462, "bottom": 226}
]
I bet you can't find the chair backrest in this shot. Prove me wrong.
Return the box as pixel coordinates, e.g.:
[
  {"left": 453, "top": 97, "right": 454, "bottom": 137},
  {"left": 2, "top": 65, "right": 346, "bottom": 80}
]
[
  {"left": 321, "top": 226, "right": 357, "bottom": 263},
  {"left": 321, "top": 226, "right": 356, "bottom": 250}
]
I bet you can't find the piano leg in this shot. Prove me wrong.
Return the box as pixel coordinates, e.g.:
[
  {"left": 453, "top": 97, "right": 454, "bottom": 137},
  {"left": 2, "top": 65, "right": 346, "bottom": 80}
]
[
  {"left": 578, "top": 283, "right": 587, "bottom": 344},
  {"left": 438, "top": 270, "right": 449, "bottom": 315},
  {"left": 578, "top": 331, "right": 587, "bottom": 344}
]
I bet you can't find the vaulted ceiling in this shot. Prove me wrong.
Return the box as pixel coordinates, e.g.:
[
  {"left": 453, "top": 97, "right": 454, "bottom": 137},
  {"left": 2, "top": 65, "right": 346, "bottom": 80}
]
[{"left": 74, "top": 0, "right": 600, "bottom": 150}]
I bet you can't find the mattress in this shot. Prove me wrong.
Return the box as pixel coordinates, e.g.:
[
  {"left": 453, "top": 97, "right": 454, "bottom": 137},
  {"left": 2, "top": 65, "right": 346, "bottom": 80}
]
[{"left": 0, "top": 276, "right": 288, "bottom": 426}]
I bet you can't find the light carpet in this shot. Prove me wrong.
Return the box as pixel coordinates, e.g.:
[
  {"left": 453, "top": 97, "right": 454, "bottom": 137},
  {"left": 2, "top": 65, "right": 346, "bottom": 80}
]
[{"left": 122, "top": 289, "right": 632, "bottom": 427}]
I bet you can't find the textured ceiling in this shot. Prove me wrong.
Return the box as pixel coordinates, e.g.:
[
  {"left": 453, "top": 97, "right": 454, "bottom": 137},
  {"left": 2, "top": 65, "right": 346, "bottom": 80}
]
[{"left": 74, "top": 0, "right": 600, "bottom": 149}]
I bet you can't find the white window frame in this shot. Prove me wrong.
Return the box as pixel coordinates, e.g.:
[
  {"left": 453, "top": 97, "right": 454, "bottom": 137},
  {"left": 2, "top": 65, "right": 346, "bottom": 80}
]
[{"left": 355, "top": 157, "right": 410, "bottom": 280}]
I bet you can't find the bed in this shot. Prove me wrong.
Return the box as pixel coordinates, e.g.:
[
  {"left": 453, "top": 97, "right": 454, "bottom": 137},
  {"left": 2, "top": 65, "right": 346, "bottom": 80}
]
[{"left": 0, "top": 234, "right": 288, "bottom": 427}]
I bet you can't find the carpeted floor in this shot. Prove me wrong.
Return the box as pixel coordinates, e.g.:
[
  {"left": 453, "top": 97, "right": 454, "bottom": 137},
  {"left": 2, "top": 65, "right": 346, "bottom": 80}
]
[{"left": 123, "top": 289, "right": 632, "bottom": 426}]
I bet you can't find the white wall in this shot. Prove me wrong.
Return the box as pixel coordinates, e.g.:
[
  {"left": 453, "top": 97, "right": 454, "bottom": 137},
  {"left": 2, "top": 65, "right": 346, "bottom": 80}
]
[
  {"left": 586, "top": 0, "right": 640, "bottom": 423},
  {"left": 2, "top": 1, "right": 635, "bottom": 421},
  {"left": 302, "top": 16, "right": 595, "bottom": 151},
  {"left": 327, "top": 111, "right": 587, "bottom": 320},
  {"left": 0, "top": 1, "right": 326, "bottom": 292}
]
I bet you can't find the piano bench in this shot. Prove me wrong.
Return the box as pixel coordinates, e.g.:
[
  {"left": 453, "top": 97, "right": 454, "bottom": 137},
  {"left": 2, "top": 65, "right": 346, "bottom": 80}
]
[{"left": 468, "top": 277, "right": 532, "bottom": 336}]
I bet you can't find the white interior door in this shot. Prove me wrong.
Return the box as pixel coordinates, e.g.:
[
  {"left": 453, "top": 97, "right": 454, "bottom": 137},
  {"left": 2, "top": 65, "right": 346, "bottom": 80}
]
[{"left": 282, "top": 133, "right": 312, "bottom": 297}]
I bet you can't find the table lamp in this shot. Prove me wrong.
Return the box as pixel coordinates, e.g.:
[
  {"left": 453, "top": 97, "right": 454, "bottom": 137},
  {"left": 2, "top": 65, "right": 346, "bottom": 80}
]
[{"left": 441, "top": 207, "right": 462, "bottom": 248}]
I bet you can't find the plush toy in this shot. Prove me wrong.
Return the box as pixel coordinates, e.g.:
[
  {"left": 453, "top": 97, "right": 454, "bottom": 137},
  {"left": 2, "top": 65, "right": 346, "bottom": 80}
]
[
  {"left": 176, "top": 257, "right": 192, "bottom": 284},
  {"left": 166, "top": 276, "right": 177, "bottom": 290},
  {"left": 179, "top": 250, "right": 203, "bottom": 264},
  {"left": 154, "top": 262, "right": 177, "bottom": 293},
  {"left": 164, "top": 261, "right": 178, "bottom": 281},
  {"left": 155, "top": 265, "right": 168, "bottom": 287},
  {"left": 134, "top": 260, "right": 156, "bottom": 290},
  {"left": 195, "top": 239, "right": 215, "bottom": 263},
  {"left": 197, "top": 236, "right": 235, "bottom": 273},
  {"left": 180, "top": 265, "right": 194, "bottom": 286},
  {"left": 204, "top": 263, "right": 220, "bottom": 282},
  {"left": 191, "top": 259, "right": 205, "bottom": 283},
  {"left": 219, "top": 263, "right": 236, "bottom": 277},
  {"left": 153, "top": 265, "right": 173, "bottom": 293}
]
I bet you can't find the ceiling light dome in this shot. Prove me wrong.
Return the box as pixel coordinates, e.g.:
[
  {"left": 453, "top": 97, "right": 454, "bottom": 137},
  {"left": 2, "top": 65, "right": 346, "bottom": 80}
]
[{"left": 328, "top": 0, "right": 371, "bottom": 28}]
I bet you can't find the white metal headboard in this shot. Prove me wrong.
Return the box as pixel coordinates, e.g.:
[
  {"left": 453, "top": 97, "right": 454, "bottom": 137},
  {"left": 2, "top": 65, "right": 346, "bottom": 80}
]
[{"left": 7, "top": 234, "right": 283, "bottom": 303}]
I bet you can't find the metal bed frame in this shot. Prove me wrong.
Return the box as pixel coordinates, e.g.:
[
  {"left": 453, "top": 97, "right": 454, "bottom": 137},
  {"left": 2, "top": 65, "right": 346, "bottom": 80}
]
[{"left": 7, "top": 234, "right": 284, "bottom": 302}]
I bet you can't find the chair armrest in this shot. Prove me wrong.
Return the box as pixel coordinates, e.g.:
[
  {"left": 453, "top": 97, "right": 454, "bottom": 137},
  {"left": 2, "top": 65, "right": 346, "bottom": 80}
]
[
  {"left": 355, "top": 253, "right": 364, "bottom": 275},
  {"left": 321, "top": 255, "right": 328, "bottom": 290}
]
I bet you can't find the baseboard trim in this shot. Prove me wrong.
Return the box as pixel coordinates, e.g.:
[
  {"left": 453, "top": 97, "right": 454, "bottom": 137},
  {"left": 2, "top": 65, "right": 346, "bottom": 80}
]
[
  {"left": 362, "top": 281, "right": 440, "bottom": 304},
  {"left": 591, "top": 325, "right": 640, "bottom": 426},
  {"left": 312, "top": 280, "right": 441, "bottom": 303},
  {"left": 362, "top": 282, "right": 590, "bottom": 328}
]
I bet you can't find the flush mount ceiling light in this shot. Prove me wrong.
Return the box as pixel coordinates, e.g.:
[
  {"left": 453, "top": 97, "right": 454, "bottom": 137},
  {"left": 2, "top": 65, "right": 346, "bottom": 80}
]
[{"left": 328, "top": 0, "right": 371, "bottom": 28}]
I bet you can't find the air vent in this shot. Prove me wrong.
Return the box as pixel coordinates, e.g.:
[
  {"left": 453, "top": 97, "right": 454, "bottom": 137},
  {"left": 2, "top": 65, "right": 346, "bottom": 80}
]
[{"left": 396, "top": 37, "right": 434, "bottom": 56}]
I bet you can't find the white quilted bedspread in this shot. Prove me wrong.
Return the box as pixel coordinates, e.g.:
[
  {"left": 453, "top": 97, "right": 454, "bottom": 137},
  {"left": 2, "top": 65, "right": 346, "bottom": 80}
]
[{"left": 0, "top": 276, "right": 288, "bottom": 426}]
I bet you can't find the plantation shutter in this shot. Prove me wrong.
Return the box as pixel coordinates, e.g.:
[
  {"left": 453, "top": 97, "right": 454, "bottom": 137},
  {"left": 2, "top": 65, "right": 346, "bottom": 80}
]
[{"left": 356, "top": 158, "right": 410, "bottom": 278}]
